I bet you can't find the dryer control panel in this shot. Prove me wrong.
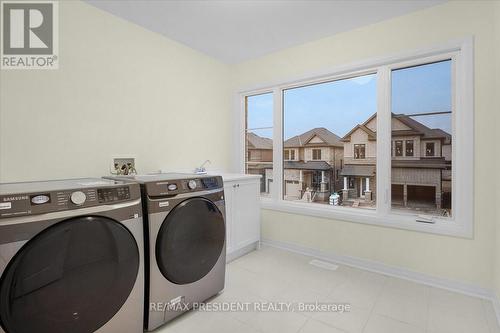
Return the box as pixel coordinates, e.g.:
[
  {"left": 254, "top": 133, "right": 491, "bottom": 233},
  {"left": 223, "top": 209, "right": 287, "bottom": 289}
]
[
  {"left": 145, "top": 176, "right": 223, "bottom": 197},
  {"left": 0, "top": 181, "right": 140, "bottom": 218}
]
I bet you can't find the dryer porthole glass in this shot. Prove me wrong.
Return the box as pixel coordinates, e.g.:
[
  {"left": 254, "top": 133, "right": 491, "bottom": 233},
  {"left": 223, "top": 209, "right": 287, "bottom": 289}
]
[
  {"left": 0, "top": 216, "right": 139, "bottom": 333},
  {"left": 156, "top": 197, "right": 225, "bottom": 285}
]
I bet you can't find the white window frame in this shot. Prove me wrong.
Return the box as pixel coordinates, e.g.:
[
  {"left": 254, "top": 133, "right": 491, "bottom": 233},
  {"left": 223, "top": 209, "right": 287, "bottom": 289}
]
[{"left": 235, "top": 38, "right": 473, "bottom": 238}]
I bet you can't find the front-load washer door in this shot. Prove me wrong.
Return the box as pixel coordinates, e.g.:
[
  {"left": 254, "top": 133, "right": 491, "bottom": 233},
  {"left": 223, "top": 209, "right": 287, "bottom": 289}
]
[
  {"left": 156, "top": 197, "right": 225, "bottom": 285},
  {"left": 0, "top": 216, "right": 139, "bottom": 333}
]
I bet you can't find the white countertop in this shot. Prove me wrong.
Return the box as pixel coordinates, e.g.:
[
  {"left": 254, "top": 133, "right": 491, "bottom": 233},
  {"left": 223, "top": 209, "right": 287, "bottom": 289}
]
[
  {"left": 207, "top": 173, "right": 261, "bottom": 182},
  {"left": 158, "top": 169, "right": 262, "bottom": 183}
]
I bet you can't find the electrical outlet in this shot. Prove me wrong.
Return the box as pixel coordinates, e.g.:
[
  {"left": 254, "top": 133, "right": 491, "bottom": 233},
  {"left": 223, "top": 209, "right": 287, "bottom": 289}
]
[{"left": 112, "top": 158, "right": 136, "bottom": 175}]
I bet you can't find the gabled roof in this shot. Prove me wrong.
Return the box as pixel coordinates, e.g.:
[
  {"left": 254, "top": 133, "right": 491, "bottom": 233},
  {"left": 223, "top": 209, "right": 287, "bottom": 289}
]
[
  {"left": 394, "top": 114, "right": 451, "bottom": 143},
  {"left": 284, "top": 127, "right": 343, "bottom": 148},
  {"left": 246, "top": 132, "right": 272, "bottom": 150},
  {"left": 342, "top": 113, "right": 451, "bottom": 144},
  {"left": 341, "top": 124, "right": 376, "bottom": 142}
]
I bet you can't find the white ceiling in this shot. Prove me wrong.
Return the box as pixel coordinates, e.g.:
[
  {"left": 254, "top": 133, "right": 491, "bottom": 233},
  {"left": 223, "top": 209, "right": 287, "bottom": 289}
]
[{"left": 85, "top": 0, "right": 446, "bottom": 64}]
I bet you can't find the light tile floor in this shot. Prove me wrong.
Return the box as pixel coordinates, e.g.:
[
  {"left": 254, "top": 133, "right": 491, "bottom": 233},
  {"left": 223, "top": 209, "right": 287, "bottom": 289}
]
[{"left": 156, "top": 246, "right": 500, "bottom": 333}]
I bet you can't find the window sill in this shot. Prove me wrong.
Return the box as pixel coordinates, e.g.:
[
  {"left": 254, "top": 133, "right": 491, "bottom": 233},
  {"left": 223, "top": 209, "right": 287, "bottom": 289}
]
[{"left": 259, "top": 198, "right": 473, "bottom": 239}]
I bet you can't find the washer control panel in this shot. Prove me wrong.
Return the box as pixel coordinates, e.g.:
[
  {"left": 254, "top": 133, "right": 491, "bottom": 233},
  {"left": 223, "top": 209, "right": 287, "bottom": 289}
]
[
  {"left": 0, "top": 183, "right": 139, "bottom": 218},
  {"left": 145, "top": 176, "right": 223, "bottom": 197}
]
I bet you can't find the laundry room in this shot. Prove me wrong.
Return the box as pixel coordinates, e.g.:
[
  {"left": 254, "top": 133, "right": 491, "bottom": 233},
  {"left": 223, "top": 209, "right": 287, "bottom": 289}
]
[{"left": 0, "top": 1, "right": 499, "bottom": 333}]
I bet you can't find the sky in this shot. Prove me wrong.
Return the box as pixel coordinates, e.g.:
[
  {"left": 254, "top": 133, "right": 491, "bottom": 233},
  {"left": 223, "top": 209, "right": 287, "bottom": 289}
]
[{"left": 247, "top": 60, "right": 452, "bottom": 140}]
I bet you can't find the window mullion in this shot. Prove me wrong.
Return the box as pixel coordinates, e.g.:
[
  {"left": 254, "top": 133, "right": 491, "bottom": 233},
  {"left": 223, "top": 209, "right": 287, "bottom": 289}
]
[
  {"left": 272, "top": 87, "right": 283, "bottom": 202},
  {"left": 239, "top": 94, "right": 247, "bottom": 174},
  {"left": 376, "top": 67, "right": 391, "bottom": 216}
]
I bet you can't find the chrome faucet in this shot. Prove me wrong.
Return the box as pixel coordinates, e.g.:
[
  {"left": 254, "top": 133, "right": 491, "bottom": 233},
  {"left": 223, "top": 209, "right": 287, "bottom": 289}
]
[{"left": 195, "top": 160, "right": 211, "bottom": 174}]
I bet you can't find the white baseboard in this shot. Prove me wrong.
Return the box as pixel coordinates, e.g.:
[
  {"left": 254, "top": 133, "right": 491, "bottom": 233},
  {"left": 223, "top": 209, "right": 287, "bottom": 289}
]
[
  {"left": 226, "top": 241, "right": 259, "bottom": 263},
  {"left": 262, "top": 238, "right": 500, "bottom": 327}
]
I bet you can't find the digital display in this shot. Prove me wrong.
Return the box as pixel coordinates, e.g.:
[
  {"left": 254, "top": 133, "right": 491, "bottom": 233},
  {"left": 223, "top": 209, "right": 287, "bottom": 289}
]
[
  {"left": 201, "top": 178, "right": 219, "bottom": 189},
  {"left": 98, "top": 187, "right": 130, "bottom": 203},
  {"left": 30, "top": 194, "right": 51, "bottom": 205}
]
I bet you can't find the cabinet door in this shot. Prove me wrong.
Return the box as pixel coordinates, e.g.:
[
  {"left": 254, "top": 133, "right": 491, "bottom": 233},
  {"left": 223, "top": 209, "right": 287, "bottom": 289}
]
[
  {"left": 223, "top": 183, "right": 235, "bottom": 254},
  {"left": 232, "top": 181, "right": 260, "bottom": 250}
]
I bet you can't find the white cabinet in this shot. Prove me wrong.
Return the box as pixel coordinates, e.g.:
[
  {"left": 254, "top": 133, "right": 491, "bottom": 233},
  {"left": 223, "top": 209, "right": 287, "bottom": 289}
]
[{"left": 223, "top": 176, "right": 260, "bottom": 261}]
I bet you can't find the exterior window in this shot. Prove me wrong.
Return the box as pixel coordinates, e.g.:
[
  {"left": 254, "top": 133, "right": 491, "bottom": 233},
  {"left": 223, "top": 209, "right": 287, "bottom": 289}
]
[
  {"left": 391, "top": 60, "right": 452, "bottom": 217},
  {"left": 312, "top": 149, "right": 321, "bottom": 160},
  {"left": 282, "top": 73, "right": 376, "bottom": 208},
  {"left": 245, "top": 93, "right": 273, "bottom": 196},
  {"left": 243, "top": 43, "right": 473, "bottom": 237},
  {"left": 405, "top": 140, "right": 414, "bottom": 156},
  {"left": 425, "top": 142, "right": 435, "bottom": 156},
  {"left": 354, "top": 144, "right": 366, "bottom": 159},
  {"left": 395, "top": 141, "right": 403, "bottom": 156},
  {"left": 284, "top": 149, "right": 296, "bottom": 160}
]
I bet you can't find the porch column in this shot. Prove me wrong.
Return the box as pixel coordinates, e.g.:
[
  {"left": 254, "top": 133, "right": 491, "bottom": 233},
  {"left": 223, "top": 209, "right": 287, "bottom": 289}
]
[
  {"left": 299, "top": 170, "right": 304, "bottom": 195},
  {"left": 320, "top": 171, "right": 327, "bottom": 192},
  {"left": 342, "top": 176, "right": 349, "bottom": 201},
  {"left": 365, "top": 177, "right": 372, "bottom": 202}
]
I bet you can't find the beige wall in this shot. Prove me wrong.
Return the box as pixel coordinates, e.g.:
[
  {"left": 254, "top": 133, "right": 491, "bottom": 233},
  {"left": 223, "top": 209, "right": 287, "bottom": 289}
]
[
  {"left": 0, "top": 1, "right": 232, "bottom": 182},
  {"left": 233, "top": 1, "right": 498, "bottom": 290},
  {"left": 494, "top": 0, "right": 500, "bottom": 301}
]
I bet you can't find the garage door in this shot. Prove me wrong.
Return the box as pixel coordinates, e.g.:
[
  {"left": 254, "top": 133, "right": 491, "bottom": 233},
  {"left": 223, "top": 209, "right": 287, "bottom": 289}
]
[
  {"left": 285, "top": 181, "right": 300, "bottom": 200},
  {"left": 407, "top": 185, "right": 436, "bottom": 206},
  {"left": 391, "top": 184, "right": 404, "bottom": 205}
]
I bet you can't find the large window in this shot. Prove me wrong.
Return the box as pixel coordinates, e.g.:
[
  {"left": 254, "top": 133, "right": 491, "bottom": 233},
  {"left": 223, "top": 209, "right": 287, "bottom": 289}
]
[
  {"left": 405, "top": 140, "right": 414, "bottom": 156},
  {"left": 282, "top": 74, "right": 377, "bottom": 208},
  {"left": 245, "top": 93, "right": 273, "bottom": 196},
  {"left": 426, "top": 142, "right": 435, "bottom": 156},
  {"left": 312, "top": 149, "right": 321, "bottom": 160},
  {"left": 284, "top": 149, "right": 296, "bottom": 161},
  {"left": 391, "top": 60, "right": 453, "bottom": 218},
  {"left": 240, "top": 40, "right": 473, "bottom": 237},
  {"left": 395, "top": 141, "right": 403, "bottom": 156},
  {"left": 354, "top": 144, "right": 366, "bottom": 159}
]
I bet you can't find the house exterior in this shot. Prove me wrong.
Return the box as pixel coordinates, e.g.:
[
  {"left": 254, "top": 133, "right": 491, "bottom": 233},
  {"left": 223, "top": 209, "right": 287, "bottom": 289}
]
[
  {"left": 341, "top": 113, "right": 451, "bottom": 211},
  {"left": 246, "top": 132, "right": 273, "bottom": 192},
  {"left": 264, "top": 128, "right": 344, "bottom": 202}
]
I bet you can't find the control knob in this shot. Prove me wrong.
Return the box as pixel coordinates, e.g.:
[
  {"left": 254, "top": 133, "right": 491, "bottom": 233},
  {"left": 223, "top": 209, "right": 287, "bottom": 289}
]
[
  {"left": 187, "top": 180, "right": 197, "bottom": 190},
  {"left": 70, "top": 191, "right": 87, "bottom": 205}
]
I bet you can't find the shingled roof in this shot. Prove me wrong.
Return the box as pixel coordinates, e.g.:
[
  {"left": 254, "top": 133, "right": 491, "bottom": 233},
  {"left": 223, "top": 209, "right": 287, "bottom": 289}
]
[
  {"left": 342, "top": 113, "right": 451, "bottom": 144},
  {"left": 284, "top": 127, "right": 343, "bottom": 148},
  {"left": 394, "top": 114, "right": 452, "bottom": 143},
  {"left": 247, "top": 132, "right": 272, "bottom": 150}
]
